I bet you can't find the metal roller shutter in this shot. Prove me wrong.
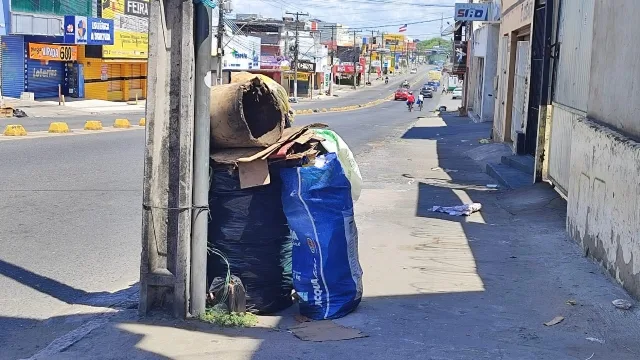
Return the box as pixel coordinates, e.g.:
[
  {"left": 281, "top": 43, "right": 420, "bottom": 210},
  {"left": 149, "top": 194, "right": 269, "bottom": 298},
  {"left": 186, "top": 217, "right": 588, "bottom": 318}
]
[
  {"left": 130, "top": 64, "right": 142, "bottom": 90},
  {"left": 26, "top": 58, "right": 65, "bottom": 99},
  {"left": 1, "top": 36, "right": 26, "bottom": 98},
  {"left": 107, "top": 64, "right": 123, "bottom": 101}
]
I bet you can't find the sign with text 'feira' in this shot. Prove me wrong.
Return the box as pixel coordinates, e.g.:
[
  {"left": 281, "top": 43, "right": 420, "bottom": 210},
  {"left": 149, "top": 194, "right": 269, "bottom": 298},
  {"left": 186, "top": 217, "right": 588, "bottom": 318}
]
[
  {"left": 454, "top": 3, "right": 489, "bottom": 21},
  {"left": 28, "top": 43, "right": 77, "bottom": 61},
  {"left": 101, "top": 0, "right": 149, "bottom": 59}
]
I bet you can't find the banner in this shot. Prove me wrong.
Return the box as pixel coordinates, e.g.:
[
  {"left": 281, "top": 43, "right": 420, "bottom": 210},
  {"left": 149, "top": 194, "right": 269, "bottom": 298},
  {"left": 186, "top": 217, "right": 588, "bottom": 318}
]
[
  {"left": 101, "top": 0, "right": 149, "bottom": 59},
  {"left": 28, "top": 43, "right": 77, "bottom": 61},
  {"left": 64, "top": 16, "right": 115, "bottom": 45}
]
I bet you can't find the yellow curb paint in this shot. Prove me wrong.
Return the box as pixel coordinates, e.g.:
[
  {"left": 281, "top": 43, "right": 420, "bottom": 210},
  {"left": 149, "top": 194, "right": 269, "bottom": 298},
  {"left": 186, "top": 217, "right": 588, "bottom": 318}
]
[
  {"left": 113, "top": 118, "right": 131, "bottom": 128},
  {"left": 3, "top": 124, "right": 27, "bottom": 136},
  {"left": 84, "top": 120, "right": 103, "bottom": 131},
  {"left": 48, "top": 122, "right": 70, "bottom": 133}
]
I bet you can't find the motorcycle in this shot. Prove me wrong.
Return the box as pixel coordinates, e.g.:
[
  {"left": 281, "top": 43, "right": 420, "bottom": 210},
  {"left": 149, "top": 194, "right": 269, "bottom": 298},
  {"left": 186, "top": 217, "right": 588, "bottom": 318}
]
[{"left": 385, "top": 78, "right": 389, "bottom": 84}]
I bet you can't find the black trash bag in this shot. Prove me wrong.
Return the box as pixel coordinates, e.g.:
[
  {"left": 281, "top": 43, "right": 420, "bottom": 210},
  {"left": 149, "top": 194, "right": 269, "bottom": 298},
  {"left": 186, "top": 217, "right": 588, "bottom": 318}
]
[{"left": 207, "top": 163, "right": 293, "bottom": 314}]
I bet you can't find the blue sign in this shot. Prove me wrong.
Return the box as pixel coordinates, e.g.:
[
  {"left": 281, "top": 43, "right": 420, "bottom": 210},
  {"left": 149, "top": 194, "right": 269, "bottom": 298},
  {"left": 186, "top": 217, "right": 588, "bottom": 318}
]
[
  {"left": 64, "top": 16, "right": 114, "bottom": 46},
  {"left": 454, "top": 3, "right": 489, "bottom": 21}
]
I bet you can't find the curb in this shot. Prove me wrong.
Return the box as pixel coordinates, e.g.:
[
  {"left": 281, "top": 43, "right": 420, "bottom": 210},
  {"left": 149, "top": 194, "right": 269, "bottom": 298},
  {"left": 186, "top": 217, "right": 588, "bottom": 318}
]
[
  {"left": 3, "top": 124, "right": 27, "bottom": 136},
  {"left": 139, "top": 117, "right": 146, "bottom": 126},
  {"left": 84, "top": 121, "right": 104, "bottom": 131},
  {"left": 113, "top": 119, "right": 131, "bottom": 129},
  {"left": 48, "top": 122, "right": 70, "bottom": 133}
]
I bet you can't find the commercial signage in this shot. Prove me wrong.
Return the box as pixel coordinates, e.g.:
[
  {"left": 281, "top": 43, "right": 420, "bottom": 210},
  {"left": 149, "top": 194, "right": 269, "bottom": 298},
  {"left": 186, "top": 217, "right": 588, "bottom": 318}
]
[
  {"left": 296, "top": 61, "right": 316, "bottom": 72},
  {"left": 28, "top": 43, "right": 77, "bottom": 61},
  {"left": 371, "top": 60, "right": 381, "bottom": 67},
  {"left": 101, "top": 0, "right": 149, "bottom": 59},
  {"left": 286, "top": 72, "right": 310, "bottom": 81},
  {"left": 64, "top": 16, "right": 115, "bottom": 45},
  {"left": 454, "top": 3, "right": 489, "bottom": 21}
]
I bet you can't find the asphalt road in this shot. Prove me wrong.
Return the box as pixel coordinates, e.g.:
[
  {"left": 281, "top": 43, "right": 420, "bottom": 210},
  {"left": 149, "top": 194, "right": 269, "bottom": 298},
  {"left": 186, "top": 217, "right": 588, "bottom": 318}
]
[
  {"left": 292, "top": 66, "right": 434, "bottom": 111},
  {"left": 0, "top": 112, "right": 146, "bottom": 132},
  {"left": 0, "top": 70, "right": 437, "bottom": 359}
]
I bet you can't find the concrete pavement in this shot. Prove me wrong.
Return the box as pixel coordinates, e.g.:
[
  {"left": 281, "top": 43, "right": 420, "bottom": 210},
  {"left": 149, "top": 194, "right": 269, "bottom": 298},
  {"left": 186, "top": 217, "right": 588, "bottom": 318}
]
[{"left": 9, "top": 93, "right": 640, "bottom": 359}]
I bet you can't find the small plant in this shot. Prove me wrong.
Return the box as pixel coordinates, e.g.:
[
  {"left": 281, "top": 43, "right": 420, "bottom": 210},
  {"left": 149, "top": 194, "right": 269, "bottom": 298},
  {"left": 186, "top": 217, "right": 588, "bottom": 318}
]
[{"left": 200, "top": 308, "right": 258, "bottom": 328}]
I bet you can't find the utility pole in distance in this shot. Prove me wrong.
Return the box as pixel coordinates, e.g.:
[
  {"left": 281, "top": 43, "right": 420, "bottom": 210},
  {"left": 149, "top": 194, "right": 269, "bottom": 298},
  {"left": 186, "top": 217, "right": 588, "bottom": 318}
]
[
  {"left": 329, "top": 25, "right": 335, "bottom": 96},
  {"left": 286, "top": 11, "right": 308, "bottom": 99},
  {"left": 350, "top": 30, "right": 362, "bottom": 89},
  {"left": 216, "top": 0, "right": 225, "bottom": 84},
  {"left": 367, "top": 30, "right": 378, "bottom": 85}
]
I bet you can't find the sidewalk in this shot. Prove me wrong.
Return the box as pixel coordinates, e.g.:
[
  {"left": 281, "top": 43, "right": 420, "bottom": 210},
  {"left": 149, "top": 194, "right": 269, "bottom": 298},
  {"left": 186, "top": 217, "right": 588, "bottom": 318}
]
[
  {"left": 34, "top": 112, "right": 640, "bottom": 359},
  {"left": 2, "top": 98, "right": 146, "bottom": 118}
]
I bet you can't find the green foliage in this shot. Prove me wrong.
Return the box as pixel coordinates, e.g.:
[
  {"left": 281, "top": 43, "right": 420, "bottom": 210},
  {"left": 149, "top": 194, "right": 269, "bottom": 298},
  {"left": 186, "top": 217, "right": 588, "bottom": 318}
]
[
  {"left": 417, "top": 37, "right": 453, "bottom": 51},
  {"left": 200, "top": 308, "right": 258, "bottom": 327}
]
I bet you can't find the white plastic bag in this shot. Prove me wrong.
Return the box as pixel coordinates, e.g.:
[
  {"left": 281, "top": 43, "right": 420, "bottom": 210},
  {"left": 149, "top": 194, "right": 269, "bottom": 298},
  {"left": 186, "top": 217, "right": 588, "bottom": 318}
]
[{"left": 313, "top": 129, "right": 363, "bottom": 202}]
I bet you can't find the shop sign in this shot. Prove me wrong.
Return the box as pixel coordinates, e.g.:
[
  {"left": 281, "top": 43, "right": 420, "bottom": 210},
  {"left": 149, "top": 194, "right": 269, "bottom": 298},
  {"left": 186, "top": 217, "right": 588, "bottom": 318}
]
[
  {"left": 454, "top": 3, "right": 489, "bottom": 21},
  {"left": 371, "top": 60, "right": 381, "bottom": 67},
  {"left": 101, "top": 0, "right": 149, "bottom": 59},
  {"left": 296, "top": 61, "right": 315, "bottom": 72},
  {"left": 286, "top": 72, "right": 310, "bottom": 81},
  {"left": 28, "top": 43, "right": 77, "bottom": 61},
  {"left": 101, "top": 65, "right": 109, "bottom": 80},
  {"left": 64, "top": 16, "right": 115, "bottom": 45}
]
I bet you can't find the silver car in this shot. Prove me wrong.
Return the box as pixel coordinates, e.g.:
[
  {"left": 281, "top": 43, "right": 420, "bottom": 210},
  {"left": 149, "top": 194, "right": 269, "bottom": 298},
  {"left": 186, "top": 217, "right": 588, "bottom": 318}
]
[{"left": 452, "top": 87, "right": 463, "bottom": 99}]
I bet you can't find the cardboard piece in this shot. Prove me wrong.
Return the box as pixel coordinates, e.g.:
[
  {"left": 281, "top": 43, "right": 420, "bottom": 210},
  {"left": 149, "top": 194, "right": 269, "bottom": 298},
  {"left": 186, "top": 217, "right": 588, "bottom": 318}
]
[
  {"left": 238, "top": 159, "right": 270, "bottom": 188},
  {"left": 289, "top": 320, "right": 367, "bottom": 342},
  {"left": 210, "top": 123, "right": 327, "bottom": 189}
]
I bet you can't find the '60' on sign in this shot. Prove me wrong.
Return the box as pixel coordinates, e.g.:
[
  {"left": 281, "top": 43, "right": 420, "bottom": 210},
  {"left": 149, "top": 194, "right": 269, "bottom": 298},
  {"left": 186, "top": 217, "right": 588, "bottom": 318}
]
[{"left": 454, "top": 3, "right": 489, "bottom": 21}]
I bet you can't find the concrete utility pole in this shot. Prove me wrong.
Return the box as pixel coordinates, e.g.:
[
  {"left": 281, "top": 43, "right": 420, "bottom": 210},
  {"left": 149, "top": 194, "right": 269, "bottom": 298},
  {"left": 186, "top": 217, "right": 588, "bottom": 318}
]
[
  {"left": 367, "top": 30, "right": 378, "bottom": 84},
  {"left": 286, "top": 11, "right": 308, "bottom": 99},
  {"left": 216, "top": 0, "right": 225, "bottom": 84},
  {"left": 191, "top": 0, "right": 212, "bottom": 318},
  {"left": 350, "top": 30, "right": 362, "bottom": 89},
  {"left": 329, "top": 25, "right": 335, "bottom": 96},
  {"left": 140, "top": 0, "right": 196, "bottom": 318}
]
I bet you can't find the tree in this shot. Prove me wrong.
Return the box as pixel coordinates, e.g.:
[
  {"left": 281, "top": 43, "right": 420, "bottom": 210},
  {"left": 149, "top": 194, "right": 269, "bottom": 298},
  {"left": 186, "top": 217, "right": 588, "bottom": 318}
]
[{"left": 417, "top": 37, "right": 452, "bottom": 51}]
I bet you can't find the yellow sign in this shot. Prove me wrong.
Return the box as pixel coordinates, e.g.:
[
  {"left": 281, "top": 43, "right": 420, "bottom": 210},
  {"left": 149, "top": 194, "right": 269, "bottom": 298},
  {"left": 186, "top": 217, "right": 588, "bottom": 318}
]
[
  {"left": 286, "top": 72, "right": 310, "bottom": 81},
  {"left": 383, "top": 33, "right": 406, "bottom": 44},
  {"left": 101, "top": 0, "right": 149, "bottom": 59},
  {"left": 29, "top": 43, "right": 77, "bottom": 61}
]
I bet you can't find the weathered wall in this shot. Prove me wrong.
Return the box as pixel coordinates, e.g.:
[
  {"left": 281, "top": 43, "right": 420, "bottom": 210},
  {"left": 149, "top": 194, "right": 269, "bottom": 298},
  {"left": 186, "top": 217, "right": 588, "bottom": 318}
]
[
  {"left": 568, "top": 118, "right": 640, "bottom": 298},
  {"left": 480, "top": 24, "right": 499, "bottom": 122},
  {"left": 588, "top": 0, "right": 640, "bottom": 139}
]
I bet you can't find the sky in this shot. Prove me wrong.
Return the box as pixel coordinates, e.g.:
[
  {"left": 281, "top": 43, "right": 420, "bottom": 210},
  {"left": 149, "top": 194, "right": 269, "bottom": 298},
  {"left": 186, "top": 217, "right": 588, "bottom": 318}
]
[{"left": 234, "top": 0, "right": 457, "bottom": 41}]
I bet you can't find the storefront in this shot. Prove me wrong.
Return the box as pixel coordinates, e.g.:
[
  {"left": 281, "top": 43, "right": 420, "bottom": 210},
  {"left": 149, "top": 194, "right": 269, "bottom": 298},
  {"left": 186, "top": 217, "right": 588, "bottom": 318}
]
[
  {"left": 25, "top": 43, "right": 76, "bottom": 98},
  {"left": 78, "top": 0, "right": 148, "bottom": 101},
  {"left": 1, "top": 35, "right": 26, "bottom": 98}
]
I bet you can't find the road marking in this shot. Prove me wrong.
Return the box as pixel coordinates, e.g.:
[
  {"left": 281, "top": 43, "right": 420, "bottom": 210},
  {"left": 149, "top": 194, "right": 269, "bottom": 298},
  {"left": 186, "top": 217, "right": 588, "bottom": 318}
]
[{"left": 0, "top": 126, "right": 144, "bottom": 142}]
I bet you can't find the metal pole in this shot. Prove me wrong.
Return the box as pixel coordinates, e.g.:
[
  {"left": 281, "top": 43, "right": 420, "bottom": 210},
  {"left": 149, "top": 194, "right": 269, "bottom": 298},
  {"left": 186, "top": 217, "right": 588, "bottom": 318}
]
[
  {"left": 216, "top": 1, "right": 224, "bottom": 84},
  {"left": 190, "top": 0, "right": 212, "bottom": 318},
  {"left": 329, "top": 26, "right": 334, "bottom": 96},
  {"left": 293, "top": 17, "right": 299, "bottom": 98}
]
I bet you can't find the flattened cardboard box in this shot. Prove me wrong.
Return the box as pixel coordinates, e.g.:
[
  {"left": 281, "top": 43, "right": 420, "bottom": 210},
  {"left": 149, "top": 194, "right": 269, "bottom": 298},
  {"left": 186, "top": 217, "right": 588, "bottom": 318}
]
[{"left": 210, "top": 123, "right": 327, "bottom": 188}]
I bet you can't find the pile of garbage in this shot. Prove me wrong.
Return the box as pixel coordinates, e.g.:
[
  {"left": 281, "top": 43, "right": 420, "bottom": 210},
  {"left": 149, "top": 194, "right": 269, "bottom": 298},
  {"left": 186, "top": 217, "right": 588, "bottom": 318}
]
[{"left": 207, "top": 73, "right": 363, "bottom": 320}]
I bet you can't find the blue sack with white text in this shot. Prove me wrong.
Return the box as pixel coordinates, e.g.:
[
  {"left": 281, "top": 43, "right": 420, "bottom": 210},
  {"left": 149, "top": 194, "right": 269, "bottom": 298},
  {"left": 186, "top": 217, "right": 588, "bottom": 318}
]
[{"left": 280, "top": 153, "right": 363, "bottom": 320}]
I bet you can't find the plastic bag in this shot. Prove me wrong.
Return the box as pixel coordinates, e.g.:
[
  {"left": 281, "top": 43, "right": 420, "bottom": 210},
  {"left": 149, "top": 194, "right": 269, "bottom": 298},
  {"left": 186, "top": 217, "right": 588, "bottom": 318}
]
[
  {"left": 313, "top": 129, "right": 362, "bottom": 202},
  {"left": 280, "top": 153, "right": 363, "bottom": 320},
  {"left": 207, "top": 164, "right": 293, "bottom": 314}
]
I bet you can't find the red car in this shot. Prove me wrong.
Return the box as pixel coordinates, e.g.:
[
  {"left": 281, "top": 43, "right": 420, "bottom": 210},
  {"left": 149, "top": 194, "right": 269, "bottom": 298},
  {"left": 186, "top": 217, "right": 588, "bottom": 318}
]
[{"left": 394, "top": 88, "right": 409, "bottom": 101}]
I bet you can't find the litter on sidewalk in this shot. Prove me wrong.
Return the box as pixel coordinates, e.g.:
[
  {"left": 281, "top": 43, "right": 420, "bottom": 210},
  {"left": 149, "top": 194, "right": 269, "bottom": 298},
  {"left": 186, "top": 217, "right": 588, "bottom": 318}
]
[{"left": 430, "top": 203, "right": 482, "bottom": 216}]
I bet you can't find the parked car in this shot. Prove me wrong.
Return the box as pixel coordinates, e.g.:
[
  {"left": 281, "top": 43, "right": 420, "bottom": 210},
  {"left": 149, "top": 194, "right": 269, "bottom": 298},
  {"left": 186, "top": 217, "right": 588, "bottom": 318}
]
[
  {"left": 420, "top": 87, "right": 433, "bottom": 98},
  {"left": 452, "top": 87, "right": 463, "bottom": 99},
  {"left": 394, "top": 88, "right": 409, "bottom": 101},
  {"left": 410, "top": 68, "right": 417, "bottom": 74}
]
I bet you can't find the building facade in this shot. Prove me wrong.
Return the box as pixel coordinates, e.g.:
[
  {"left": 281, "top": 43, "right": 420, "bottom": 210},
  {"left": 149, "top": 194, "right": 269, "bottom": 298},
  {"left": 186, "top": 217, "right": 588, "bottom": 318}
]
[{"left": 0, "top": 0, "right": 142, "bottom": 101}]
